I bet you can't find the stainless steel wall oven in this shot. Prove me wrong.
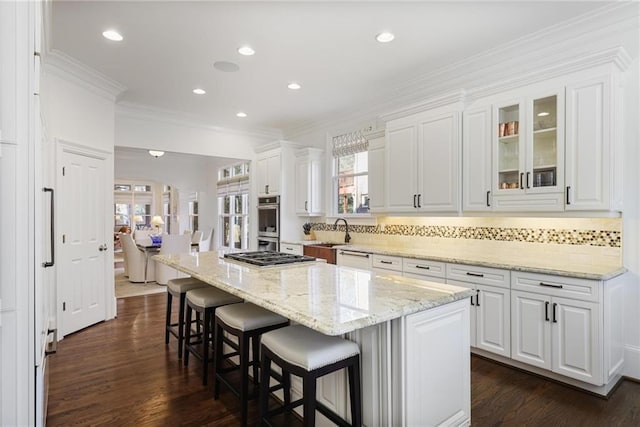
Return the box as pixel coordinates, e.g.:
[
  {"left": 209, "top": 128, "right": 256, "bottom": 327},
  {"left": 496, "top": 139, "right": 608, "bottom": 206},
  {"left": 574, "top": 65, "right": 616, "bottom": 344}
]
[{"left": 257, "top": 196, "right": 279, "bottom": 250}]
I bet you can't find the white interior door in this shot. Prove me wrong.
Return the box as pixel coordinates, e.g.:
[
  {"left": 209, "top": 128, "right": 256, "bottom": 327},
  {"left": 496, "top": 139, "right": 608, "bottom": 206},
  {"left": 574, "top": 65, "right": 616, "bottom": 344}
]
[{"left": 60, "top": 147, "right": 107, "bottom": 336}]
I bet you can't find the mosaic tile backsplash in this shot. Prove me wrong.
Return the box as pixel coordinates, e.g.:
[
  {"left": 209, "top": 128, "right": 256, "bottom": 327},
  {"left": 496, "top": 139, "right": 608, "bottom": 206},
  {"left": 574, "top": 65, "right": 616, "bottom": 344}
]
[{"left": 311, "top": 219, "right": 621, "bottom": 248}]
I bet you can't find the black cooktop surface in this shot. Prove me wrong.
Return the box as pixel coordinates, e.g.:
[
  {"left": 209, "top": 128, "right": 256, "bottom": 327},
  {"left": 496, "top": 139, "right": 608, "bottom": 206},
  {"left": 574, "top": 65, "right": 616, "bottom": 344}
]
[{"left": 224, "top": 251, "right": 317, "bottom": 266}]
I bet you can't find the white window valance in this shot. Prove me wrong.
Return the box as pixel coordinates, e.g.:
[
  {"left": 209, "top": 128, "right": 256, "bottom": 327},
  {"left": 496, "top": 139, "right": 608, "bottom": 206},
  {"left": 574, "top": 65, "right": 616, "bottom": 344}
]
[{"left": 332, "top": 127, "right": 371, "bottom": 157}]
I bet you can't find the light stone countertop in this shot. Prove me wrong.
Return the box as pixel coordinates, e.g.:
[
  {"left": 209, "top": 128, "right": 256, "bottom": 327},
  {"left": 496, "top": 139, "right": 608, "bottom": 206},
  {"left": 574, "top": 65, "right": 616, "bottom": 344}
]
[
  {"left": 328, "top": 243, "right": 625, "bottom": 280},
  {"left": 154, "top": 251, "right": 474, "bottom": 336}
]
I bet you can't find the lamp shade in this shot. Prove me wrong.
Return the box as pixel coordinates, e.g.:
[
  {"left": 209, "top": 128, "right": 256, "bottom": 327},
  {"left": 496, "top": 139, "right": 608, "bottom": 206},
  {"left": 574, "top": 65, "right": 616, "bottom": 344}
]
[
  {"left": 151, "top": 215, "right": 165, "bottom": 226},
  {"left": 133, "top": 215, "right": 144, "bottom": 223}
]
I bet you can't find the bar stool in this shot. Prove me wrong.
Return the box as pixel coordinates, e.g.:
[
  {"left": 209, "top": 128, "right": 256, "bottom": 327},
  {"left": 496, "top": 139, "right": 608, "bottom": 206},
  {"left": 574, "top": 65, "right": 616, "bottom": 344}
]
[
  {"left": 184, "top": 287, "right": 243, "bottom": 385},
  {"left": 165, "top": 277, "right": 209, "bottom": 358},
  {"left": 213, "top": 302, "right": 289, "bottom": 427},
  {"left": 260, "top": 325, "right": 362, "bottom": 427}
]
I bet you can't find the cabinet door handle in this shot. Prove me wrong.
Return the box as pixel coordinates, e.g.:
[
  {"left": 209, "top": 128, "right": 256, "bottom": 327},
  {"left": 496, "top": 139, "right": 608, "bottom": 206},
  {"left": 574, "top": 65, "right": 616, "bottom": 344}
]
[
  {"left": 475, "top": 290, "right": 480, "bottom": 306},
  {"left": 285, "top": 247, "right": 293, "bottom": 251},
  {"left": 415, "top": 265, "right": 430, "bottom": 270},
  {"left": 539, "top": 282, "right": 563, "bottom": 289},
  {"left": 466, "top": 272, "right": 484, "bottom": 278},
  {"left": 552, "top": 303, "right": 558, "bottom": 323},
  {"left": 566, "top": 186, "right": 571, "bottom": 205},
  {"left": 486, "top": 190, "right": 491, "bottom": 207},
  {"left": 520, "top": 172, "right": 524, "bottom": 189},
  {"left": 42, "top": 187, "right": 55, "bottom": 268},
  {"left": 413, "top": 194, "right": 417, "bottom": 208},
  {"left": 545, "top": 301, "right": 549, "bottom": 321},
  {"left": 379, "top": 260, "right": 393, "bottom": 264},
  {"left": 305, "top": 201, "right": 308, "bottom": 211},
  {"left": 265, "top": 184, "right": 269, "bottom": 194},
  {"left": 417, "top": 194, "right": 421, "bottom": 208},
  {"left": 470, "top": 295, "right": 475, "bottom": 306},
  {"left": 526, "top": 172, "right": 531, "bottom": 189}
]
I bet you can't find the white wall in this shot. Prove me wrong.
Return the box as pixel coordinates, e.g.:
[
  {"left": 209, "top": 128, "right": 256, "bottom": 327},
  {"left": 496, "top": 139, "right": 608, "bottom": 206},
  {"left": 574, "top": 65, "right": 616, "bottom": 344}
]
[{"left": 41, "top": 63, "right": 118, "bottom": 327}]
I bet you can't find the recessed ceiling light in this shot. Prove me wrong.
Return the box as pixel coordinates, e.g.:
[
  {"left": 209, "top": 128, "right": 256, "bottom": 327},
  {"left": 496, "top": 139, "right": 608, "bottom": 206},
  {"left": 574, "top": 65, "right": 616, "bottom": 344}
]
[
  {"left": 238, "top": 46, "right": 255, "bottom": 56},
  {"left": 236, "top": 112, "right": 247, "bottom": 118},
  {"left": 375, "top": 32, "right": 395, "bottom": 43},
  {"left": 537, "top": 111, "right": 550, "bottom": 117},
  {"left": 102, "top": 30, "right": 123, "bottom": 42},
  {"left": 148, "top": 150, "right": 165, "bottom": 158},
  {"left": 287, "top": 82, "right": 301, "bottom": 90},
  {"left": 213, "top": 61, "right": 240, "bottom": 73},
  {"left": 192, "top": 88, "right": 206, "bottom": 95}
]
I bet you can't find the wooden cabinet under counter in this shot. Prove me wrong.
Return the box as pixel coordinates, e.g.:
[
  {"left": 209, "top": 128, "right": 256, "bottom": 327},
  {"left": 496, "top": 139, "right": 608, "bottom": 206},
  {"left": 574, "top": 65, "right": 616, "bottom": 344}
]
[{"left": 303, "top": 244, "right": 336, "bottom": 264}]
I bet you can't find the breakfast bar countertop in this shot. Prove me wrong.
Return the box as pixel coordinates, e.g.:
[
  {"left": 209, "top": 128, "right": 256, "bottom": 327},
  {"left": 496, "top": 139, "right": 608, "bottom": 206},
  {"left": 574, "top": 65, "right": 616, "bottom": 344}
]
[{"left": 153, "top": 250, "right": 474, "bottom": 336}]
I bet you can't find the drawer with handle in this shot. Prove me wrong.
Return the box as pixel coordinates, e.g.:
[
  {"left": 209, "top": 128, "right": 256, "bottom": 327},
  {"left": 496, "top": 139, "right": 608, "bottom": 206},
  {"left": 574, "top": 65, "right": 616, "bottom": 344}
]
[
  {"left": 512, "top": 271, "right": 600, "bottom": 302},
  {"left": 336, "top": 249, "right": 373, "bottom": 270},
  {"left": 280, "top": 243, "right": 303, "bottom": 255},
  {"left": 402, "top": 258, "right": 446, "bottom": 279},
  {"left": 372, "top": 254, "right": 403, "bottom": 272},
  {"left": 446, "top": 263, "right": 510, "bottom": 289}
]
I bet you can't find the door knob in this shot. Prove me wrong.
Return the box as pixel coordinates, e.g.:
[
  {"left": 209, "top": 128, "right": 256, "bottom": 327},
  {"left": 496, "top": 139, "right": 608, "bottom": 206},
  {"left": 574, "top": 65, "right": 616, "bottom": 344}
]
[{"left": 98, "top": 244, "right": 108, "bottom": 252}]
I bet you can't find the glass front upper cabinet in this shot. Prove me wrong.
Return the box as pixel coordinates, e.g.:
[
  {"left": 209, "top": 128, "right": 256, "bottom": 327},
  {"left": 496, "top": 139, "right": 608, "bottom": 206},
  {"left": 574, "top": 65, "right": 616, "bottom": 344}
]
[
  {"left": 531, "top": 95, "right": 558, "bottom": 189},
  {"left": 495, "top": 91, "right": 563, "bottom": 195},
  {"left": 496, "top": 102, "right": 523, "bottom": 191}
]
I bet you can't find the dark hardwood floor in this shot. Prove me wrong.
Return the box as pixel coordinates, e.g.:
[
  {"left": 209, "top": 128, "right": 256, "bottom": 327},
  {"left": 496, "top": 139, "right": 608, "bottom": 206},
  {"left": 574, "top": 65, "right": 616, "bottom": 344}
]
[{"left": 47, "top": 293, "right": 640, "bottom": 426}]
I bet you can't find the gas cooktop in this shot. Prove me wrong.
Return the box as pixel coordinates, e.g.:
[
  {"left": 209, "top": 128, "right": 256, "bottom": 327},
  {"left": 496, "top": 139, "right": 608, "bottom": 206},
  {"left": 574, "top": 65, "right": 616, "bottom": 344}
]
[{"left": 224, "top": 251, "right": 317, "bottom": 267}]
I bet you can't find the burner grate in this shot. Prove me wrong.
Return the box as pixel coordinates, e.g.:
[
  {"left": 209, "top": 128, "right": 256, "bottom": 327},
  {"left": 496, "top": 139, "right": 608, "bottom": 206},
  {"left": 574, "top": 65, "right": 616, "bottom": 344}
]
[{"left": 224, "top": 251, "right": 317, "bottom": 266}]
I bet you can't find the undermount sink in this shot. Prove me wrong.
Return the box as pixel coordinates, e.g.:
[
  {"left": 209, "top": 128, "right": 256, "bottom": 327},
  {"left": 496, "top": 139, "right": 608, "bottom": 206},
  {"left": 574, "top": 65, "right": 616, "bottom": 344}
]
[{"left": 306, "top": 242, "right": 341, "bottom": 248}]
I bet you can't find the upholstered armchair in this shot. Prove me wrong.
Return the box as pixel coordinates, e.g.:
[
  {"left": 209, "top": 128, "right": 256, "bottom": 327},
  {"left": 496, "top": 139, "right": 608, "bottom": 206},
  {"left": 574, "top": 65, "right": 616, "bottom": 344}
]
[
  {"left": 133, "top": 229, "right": 154, "bottom": 246},
  {"left": 155, "top": 234, "right": 191, "bottom": 285},
  {"left": 120, "top": 233, "right": 156, "bottom": 283},
  {"left": 199, "top": 228, "right": 213, "bottom": 252}
]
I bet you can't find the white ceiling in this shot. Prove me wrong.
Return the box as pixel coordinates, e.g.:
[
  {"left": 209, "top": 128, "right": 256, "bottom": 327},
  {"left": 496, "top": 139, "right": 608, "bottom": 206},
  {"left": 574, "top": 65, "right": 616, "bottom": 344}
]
[{"left": 50, "top": 1, "right": 612, "bottom": 136}]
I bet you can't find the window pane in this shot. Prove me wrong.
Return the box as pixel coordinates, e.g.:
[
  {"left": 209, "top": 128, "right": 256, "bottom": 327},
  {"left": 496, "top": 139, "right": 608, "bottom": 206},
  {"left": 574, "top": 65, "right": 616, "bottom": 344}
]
[
  {"left": 114, "top": 184, "right": 131, "bottom": 191},
  {"left": 338, "top": 151, "right": 368, "bottom": 175},
  {"left": 114, "top": 204, "right": 130, "bottom": 226},
  {"left": 232, "top": 217, "right": 243, "bottom": 249},
  {"left": 223, "top": 196, "right": 231, "bottom": 214},
  {"left": 134, "top": 185, "right": 151, "bottom": 192},
  {"left": 233, "top": 164, "right": 243, "bottom": 176},
  {"left": 337, "top": 175, "right": 369, "bottom": 214},
  {"left": 234, "top": 194, "right": 243, "bottom": 214},
  {"left": 223, "top": 217, "right": 230, "bottom": 247}
]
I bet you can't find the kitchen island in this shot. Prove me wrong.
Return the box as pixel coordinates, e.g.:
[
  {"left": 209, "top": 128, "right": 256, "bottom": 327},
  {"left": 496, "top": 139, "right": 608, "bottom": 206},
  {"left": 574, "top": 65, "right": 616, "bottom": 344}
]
[{"left": 155, "top": 251, "right": 474, "bottom": 426}]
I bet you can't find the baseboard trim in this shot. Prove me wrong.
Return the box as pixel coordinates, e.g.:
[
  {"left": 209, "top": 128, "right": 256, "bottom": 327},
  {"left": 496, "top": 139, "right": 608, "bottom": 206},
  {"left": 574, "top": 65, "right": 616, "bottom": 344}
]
[{"left": 623, "top": 344, "right": 640, "bottom": 380}]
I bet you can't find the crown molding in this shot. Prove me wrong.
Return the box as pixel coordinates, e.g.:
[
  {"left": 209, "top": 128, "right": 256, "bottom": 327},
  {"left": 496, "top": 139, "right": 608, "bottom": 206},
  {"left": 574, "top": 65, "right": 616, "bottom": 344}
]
[
  {"left": 42, "top": 49, "right": 127, "bottom": 101},
  {"left": 116, "top": 102, "right": 283, "bottom": 141},
  {"left": 467, "top": 47, "right": 632, "bottom": 102},
  {"left": 379, "top": 90, "right": 466, "bottom": 123},
  {"left": 284, "top": 2, "right": 638, "bottom": 139}
]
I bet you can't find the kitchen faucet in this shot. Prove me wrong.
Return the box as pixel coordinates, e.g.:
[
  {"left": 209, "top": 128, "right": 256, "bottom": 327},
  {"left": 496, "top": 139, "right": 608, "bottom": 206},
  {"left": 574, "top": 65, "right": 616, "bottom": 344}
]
[{"left": 334, "top": 218, "right": 351, "bottom": 243}]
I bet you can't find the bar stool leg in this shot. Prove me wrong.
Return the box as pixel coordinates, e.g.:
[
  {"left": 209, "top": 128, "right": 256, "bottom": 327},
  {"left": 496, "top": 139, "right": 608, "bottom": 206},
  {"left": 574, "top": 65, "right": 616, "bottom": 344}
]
[
  {"left": 213, "top": 321, "right": 223, "bottom": 399},
  {"left": 302, "top": 375, "right": 317, "bottom": 427},
  {"left": 251, "top": 335, "right": 260, "bottom": 388},
  {"left": 348, "top": 359, "right": 362, "bottom": 427},
  {"left": 184, "top": 305, "right": 192, "bottom": 366},
  {"left": 165, "top": 292, "right": 172, "bottom": 344},
  {"left": 260, "top": 354, "right": 271, "bottom": 422},
  {"left": 202, "top": 309, "right": 211, "bottom": 385},
  {"left": 177, "top": 293, "right": 187, "bottom": 358},
  {"left": 240, "top": 333, "right": 250, "bottom": 427}
]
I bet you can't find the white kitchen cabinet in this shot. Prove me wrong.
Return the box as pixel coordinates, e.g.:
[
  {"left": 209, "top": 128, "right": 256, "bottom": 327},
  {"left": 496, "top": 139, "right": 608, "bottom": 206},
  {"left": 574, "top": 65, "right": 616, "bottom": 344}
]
[
  {"left": 371, "top": 254, "right": 402, "bottom": 273},
  {"left": 447, "top": 264, "right": 511, "bottom": 357},
  {"left": 491, "top": 89, "right": 565, "bottom": 211},
  {"left": 462, "top": 105, "right": 493, "bottom": 211},
  {"left": 280, "top": 243, "right": 303, "bottom": 255},
  {"left": 385, "top": 110, "right": 461, "bottom": 213},
  {"left": 402, "top": 258, "right": 446, "bottom": 284},
  {"left": 511, "top": 289, "right": 601, "bottom": 385},
  {"left": 367, "top": 136, "right": 385, "bottom": 213},
  {"left": 336, "top": 249, "right": 372, "bottom": 270},
  {"left": 294, "top": 148, "right": 323, "bottom": 216},
  {"left": 256, "top": 150, "right": 281, "bottom": 196},
  {"left": 565, "top": 74, "right": 621, "bottom": 211}
]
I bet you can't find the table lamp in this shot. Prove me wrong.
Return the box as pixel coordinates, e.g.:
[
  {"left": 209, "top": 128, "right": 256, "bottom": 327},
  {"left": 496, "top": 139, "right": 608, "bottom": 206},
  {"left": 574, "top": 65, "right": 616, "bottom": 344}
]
[
  {"left": 151, "top": 215, "right": 165, "bottom": 234},
  {"left": 133, "top": 215, "right": 144, "bottom": 229}
]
